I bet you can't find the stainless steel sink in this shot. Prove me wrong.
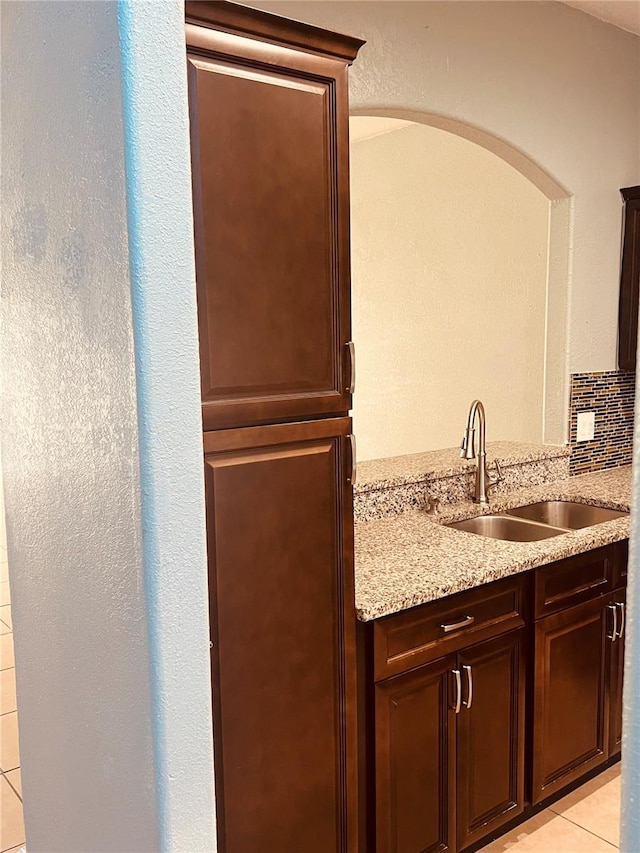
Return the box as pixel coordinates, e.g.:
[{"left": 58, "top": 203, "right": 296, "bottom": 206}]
[
  {"left": 505, "top": 501, "right": 627, "bottom": 529},
  {"left": 446, "top": 515, "right": 569, "bottom": 542}
]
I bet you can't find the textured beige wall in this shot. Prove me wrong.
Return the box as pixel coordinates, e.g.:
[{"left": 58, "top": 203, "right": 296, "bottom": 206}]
[{"left": 350, "top": 121, "right": 549, "bottom": 460}]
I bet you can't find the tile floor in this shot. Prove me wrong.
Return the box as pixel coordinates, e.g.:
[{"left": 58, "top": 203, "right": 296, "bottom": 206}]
[
  {"left": 0, "top": 515, "right": 25, "bottom": 853},
  {"left": 481, "top": 764, "right": 621, "bottom": 852}
]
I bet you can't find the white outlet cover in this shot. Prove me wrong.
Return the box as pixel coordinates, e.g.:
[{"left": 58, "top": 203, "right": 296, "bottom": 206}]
[{"left": 576, "top": 411, "right": 595, "bottom": 442}]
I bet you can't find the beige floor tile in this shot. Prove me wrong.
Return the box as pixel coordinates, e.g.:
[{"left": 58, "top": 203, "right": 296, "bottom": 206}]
[
  {"left": 0, "top": 584, "right": 9, "bottom": 607},
  {"left": 0, "top": 607, "right": 11, "bottom": 631},
  {"left": 0, "top": 563, "right": 8, "bottom": 585},
  {"left": 0, "top": 622, "right": 10, "bottom": 637},
  {"left": 0, "top": 635, "right": 14, "bottom": 671},
  {"left": 0, "top": 668, "right": 17, "bottom": 716},
  {"left": 480, "top": 809, "right": 616, "bottom": 852},
  {"left": 0, "top": 712, "right": 20, "bottom": 772},
  {"left": 4, "top": 770, "right": 22, "bottom": 801},
  {"left": 0, "top": 774, "right": 25, "bottom": 852},
  {"left": 549, "top": 765, "right": 621, "bottom": 846}
]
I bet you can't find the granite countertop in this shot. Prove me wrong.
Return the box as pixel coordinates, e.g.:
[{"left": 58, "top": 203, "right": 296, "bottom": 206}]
[
  {"left": 355, "top": 466, "right": 632, "bottom": 622},
  {"left": 355, "top": 441, "right": 571, "bottom": 493}
]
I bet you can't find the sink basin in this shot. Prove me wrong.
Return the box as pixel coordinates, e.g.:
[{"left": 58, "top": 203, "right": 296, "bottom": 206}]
[
  {"left": 505, "top": 501, "right": 627, "bottom": 529},
  {"left": 446, "top": 515, "right": 569, "bottom": 542}
]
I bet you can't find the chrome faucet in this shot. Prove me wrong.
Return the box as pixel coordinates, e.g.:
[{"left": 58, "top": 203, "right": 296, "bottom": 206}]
[{"left": 460, "top": 400, "right": 502, "bottom": 504}]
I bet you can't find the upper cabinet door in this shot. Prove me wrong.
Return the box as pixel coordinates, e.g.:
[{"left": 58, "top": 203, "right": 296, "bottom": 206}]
[
  {"left": 186, "top": 6, "right": 363, "bottom": 430},
  {"left": 618, "top": 185, "right": 640, "bottom": 371}
]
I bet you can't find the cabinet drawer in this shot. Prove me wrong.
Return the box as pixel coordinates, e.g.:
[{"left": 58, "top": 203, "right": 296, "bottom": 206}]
[
  {"left": 534, "top": 546, "right": 613, "bottom": 619},
  {"left": 373, "top": 575, "right": 526, "bottom": 682}
]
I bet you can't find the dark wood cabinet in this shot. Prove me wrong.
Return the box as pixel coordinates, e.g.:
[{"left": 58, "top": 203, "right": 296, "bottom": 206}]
[
  {"left": 456, "top": 630, "right": 526, "bottom": 850},
  {"left": 531, "top": 541, "right": 629, "bottom": 804},
  {"left": 531, "top": 595, "right": 611, "bottom": 804},
  {"left": 371, "top": 577, "right": 527, "bottom": 853},
  {"left": 365, "top": 540, "right": 627, "bottom": 852},
  {"left": 375, "top": 656, "right": 456, "bottom": 853},
  {"left": 204, "top": 417, "right": 357, "bottom": 852},
  {"left": 188, "top": 5, "right": 364, "bottom": 850},
  {"left": 186, "top": 2, "right": 363, "bottom": 430},
  {"left": 617, "top": 185, "right": 640, "bottom": 370},
  {"left": 609, "top": 586, "right": 627, "bottom": 757}
]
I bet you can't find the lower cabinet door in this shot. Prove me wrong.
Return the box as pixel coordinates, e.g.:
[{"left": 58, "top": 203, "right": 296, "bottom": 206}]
[
  {"left": 204, "top": 418, "right": 357, "bottom": 853},
  {"left": 456, "top": 629, "right": 526, "bottom": 850},
  {"left": 609, "top": 587, "right": 627, "bottom": 757},
  {"left": 532, "top": 595, "right": 611, "bottom": 804},
  {"left": 375, "top": 656, "right": 457, "bottom": 853}
]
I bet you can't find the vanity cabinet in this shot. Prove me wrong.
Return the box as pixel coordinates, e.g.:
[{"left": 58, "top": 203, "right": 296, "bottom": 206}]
[
  {"left": 531, "top": 595, "right": 610, "bottom": 803},
  {"left": 186, "top": 1, "right": 363, "bottom": 431},
  {"left": 365, "top": 540, "right": 628, "bottom": 853},
  {"left": 531, "top": 543, "right": 624, "bottom": 803},
  {"left": 617, "top": 185, "right": 640, "bottom": 370},
  {"left": 372, "top": 576, "right": 527, "bottom": 853}
]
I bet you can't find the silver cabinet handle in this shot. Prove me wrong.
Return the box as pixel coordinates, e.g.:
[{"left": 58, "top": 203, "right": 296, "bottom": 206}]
[
  {"left": 453, "top": 669, "right": 462, "bottom": 714},
  {"left": 347, "top": 434, "right": 356, "bottom": 485},
  {"left": 441, "top": 615, "right": 475, "bottom": 634},
  {"left": 463, "top": 664, "right": 473, "bottom": 710},
  {"left": 608, "top": 604, "right": 618, "bottom": 641},
  {"left": 617, "top": 602, "right": 626, "bottom": 640},
  {"left": 346, "top": 341, "right": 356, "bottom": 394}
]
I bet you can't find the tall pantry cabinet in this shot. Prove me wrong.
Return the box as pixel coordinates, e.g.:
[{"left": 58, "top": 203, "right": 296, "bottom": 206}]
[{"left": 185, "top": 3, "right": 364, "bottom": 851}]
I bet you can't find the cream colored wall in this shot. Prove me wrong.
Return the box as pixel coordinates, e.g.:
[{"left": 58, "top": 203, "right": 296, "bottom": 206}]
[{"left": 350, "top": 121, "right": 549, "bottom": 460}]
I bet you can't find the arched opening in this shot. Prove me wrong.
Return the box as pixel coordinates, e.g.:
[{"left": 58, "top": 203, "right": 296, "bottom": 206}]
[{"left": 349, "top": 111, "right": 573, "bottom": 458}]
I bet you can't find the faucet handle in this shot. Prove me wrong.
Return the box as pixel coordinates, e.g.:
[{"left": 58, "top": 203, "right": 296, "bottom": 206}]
[
  {"left": 489, "top": 459, "right": 503, "bottom": 486},
  {"left": 425, "top": 495, "right": 441, "bottom": 515}
]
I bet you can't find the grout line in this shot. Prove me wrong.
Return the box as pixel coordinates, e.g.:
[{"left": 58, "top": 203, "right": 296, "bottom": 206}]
[
  {"left": 4, "top": 772, "right": 22, "bottom": 803},
  {"left": 553, "top": 812, "right": 619, "bottom": 848}
]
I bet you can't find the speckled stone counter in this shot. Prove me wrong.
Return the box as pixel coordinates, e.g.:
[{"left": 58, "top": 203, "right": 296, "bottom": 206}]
[
  {"left": 355, "top": 466, "right": 631, "bottom": 622},
  {"left": 355, "top": 441, "right": 571, "bottom": 522}
]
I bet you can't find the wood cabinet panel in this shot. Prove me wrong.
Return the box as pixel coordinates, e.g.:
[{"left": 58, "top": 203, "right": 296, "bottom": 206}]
[
  {"left": 618, "top": 185, "right": 640, "bottom": 370},
  {"left": 375, "top": 657, "right": 456, "bottom": 853},
  {"left": 533, "top": 546, "right": 612, "bottom": 618},
  {"left": 532, "top": 596, "right": 610, "bottom": 803},
  {"left": 186, "top": 19, "right": 359, "bottom": 429},
  {"left": 612, "top": 539, "right": 628, "bottom": 589},
  {"left": 205, "top": 418, "right": 357, "bottom": 852},
  {"left": 373, "top": 575, "right": 526, "bottom": 681},
  {"left": 456, "top": 630, "right": 526, "bottom": 850}
]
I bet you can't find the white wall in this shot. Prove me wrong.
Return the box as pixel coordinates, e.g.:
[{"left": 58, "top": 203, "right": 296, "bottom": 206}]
[
  {"left": 250, "top": 0, "right": 640, "bottom": 374},
  {"left": 1, "top": 1, "right": 215, "bottom": 850},
  {"left": 350, "top": 119, "right": 549, "bottom": 460}
]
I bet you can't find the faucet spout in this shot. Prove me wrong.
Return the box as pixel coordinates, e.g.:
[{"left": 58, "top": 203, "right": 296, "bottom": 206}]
[{"left": 460, "top": 399, "right": 501, "bottom": 504}]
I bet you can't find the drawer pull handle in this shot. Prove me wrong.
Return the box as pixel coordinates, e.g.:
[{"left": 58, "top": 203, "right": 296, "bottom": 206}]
[
  {"left": 441, "top": 615, "right": 475, "bottom": 634},
  {"left": 608, "top": 604, "right": 618, "bottom": 641},
  {"left": 463, "top": 664, "right": 473, "bottom": 710},
  {"left": 453, "top": 669, "right": 462, "bottom": 714},
  {"left": 617, "top": 602, "right": 625, "bottom": 640}
]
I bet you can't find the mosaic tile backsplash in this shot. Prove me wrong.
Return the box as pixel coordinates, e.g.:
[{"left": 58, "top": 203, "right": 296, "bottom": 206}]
[{"left": 569, "top": 370, "right": 635, "bottom": 474}]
